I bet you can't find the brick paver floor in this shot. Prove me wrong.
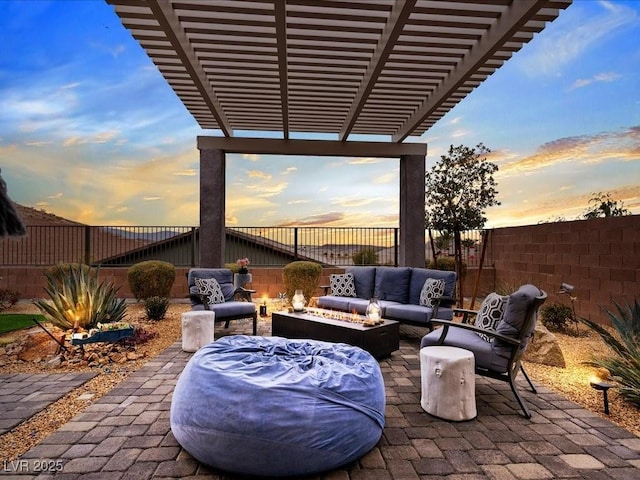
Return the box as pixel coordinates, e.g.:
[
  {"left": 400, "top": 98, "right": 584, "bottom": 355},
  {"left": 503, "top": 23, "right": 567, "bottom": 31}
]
[
  {"left": 2, "top": 320, "right": 640, "bottom": 479},
  {"left": 0, "top": 373, "right": 97, "bottom": 435}
]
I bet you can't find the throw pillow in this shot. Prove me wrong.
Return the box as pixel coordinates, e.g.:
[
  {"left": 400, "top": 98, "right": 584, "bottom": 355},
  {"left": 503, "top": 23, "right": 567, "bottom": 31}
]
[
  {"left": 474, "top": 292, "right": 508, "bottom": 342},
  {"left": 330, "top": 273, "right": 356, "bottom": 297},
  {"left": 419, "top": 278, "right": 445, "bottom": 307},
  {"left": 195, "top": 277, "right": 226, "bottom": 306}
]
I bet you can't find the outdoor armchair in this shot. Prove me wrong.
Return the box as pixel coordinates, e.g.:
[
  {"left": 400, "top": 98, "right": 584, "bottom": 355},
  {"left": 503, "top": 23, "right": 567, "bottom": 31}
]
[
  {"left": 187, "top": 268, "right": 257, "bottom": 335},
  {"left": 420, "top": 284, "right": 547, "bottom": 418}
]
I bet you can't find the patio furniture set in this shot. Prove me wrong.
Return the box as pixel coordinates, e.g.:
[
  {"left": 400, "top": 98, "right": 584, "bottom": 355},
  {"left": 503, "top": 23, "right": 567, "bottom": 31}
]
[{"left": 175, "top": 266, "right": 546, "bottom": 477}]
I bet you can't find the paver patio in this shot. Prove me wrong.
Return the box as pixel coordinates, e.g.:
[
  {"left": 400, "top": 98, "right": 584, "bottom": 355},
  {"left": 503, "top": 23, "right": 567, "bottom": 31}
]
[{"left": 3, "top": 320, "right": 640, "bottom": 479}]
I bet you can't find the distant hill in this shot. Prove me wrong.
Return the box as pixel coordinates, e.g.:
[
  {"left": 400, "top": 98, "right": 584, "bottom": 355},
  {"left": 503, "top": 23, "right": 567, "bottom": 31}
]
[{"left": 14, "top": 203, "right": 85, "bottom": 226}]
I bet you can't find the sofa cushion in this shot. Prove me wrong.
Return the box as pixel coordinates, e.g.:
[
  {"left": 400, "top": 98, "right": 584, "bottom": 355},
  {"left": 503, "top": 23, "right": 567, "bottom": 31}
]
[
  {"left": 385, "top": 304, "right": 434, "bottom": 326},
  {"left": 329, "top": 273, "right": 356, "bottom": 297},
  {"left": 345, "top": 267, "right": 376, "bottom": 299},
  {"left": 317, "top": 295, "right": 352, "bottom": 312},
  {"left": 409, "top": 268, "right": 456, "bottom": 305},
  {"left": 195, "top": 278, "right": 226, "bottom": 305},
  {"left": 373, "top": 267, "right": 411, "bottom": 303},
  {"left": 188, "top": 268, "right": 235, "bottom": 301},
  {"left": 474, "top": 292, "right": 508, "bottom": 342},
  {"left": 494, "top": 284, "right": 541, "bottom": 359},
  {"left": 419, "top": 278, "right": 445, "bottom": 307}
]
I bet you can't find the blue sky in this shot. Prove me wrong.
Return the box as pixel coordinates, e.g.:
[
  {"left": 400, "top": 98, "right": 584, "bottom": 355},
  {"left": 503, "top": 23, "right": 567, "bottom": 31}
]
[{"left": 1, "top": 0, "right": 638, "bottom": 228}]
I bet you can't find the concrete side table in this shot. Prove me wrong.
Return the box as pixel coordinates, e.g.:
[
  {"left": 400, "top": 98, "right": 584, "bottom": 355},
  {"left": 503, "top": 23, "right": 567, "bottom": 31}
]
[
  {"left": 182, "top": 311, "right": 215, "bottom": 352},
  {"left": 420, "top": 346, "right": 476, "bottom": 421}
]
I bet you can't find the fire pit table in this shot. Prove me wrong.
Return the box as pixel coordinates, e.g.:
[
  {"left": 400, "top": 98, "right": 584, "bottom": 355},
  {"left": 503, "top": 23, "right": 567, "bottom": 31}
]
[{"left": 272, "top": 307, "right": 399, "bottom": 358}]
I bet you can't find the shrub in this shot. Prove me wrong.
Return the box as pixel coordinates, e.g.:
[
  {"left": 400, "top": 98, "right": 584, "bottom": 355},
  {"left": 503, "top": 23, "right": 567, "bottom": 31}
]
[
  {"left": 35, "top": 264, "right": 126, "bottom": 330},
  {"left": 579, "top": 299, "right": 640, "bottom": 408},
  {"left": 45, "top": 263, "right": 94, "bottom": 284},
  {"left": 0, "top": 288, "right": 20, "bottom": 311},
  {"left": 541, "top": 303, "right": 574, "bottom": 332},
  {"left": 127, "top": 260, "right": 176, "bottom": 300},
  {"left": 145, "top": 296, "right": 169, "bottom": 321},
  {"left": 282, "top": 261, "right": 322, "bottom": 308},
  {"left": 352, "top": 247, "right": 378, "bottom": 265},
  {"left": 427, "top": 256, "right": 466, "bottom": 276}
]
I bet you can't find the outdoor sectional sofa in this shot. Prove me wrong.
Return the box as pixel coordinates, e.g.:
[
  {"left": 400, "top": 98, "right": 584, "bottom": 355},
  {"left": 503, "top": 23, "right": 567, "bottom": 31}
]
[{"left": 317, "top": 266, "right": 456, "bottom": 329}]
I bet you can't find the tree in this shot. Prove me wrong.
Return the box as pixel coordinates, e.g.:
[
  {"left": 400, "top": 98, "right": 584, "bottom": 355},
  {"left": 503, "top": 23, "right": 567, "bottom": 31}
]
[
  {"left": 583, "top": 192, "right": 631, "bottom": 219},
  {"left": 352, "top": 247, "right": 378, "bottom": 265},
  {"left": 425, "top": 143, "right": 500, "bottom": 305}
]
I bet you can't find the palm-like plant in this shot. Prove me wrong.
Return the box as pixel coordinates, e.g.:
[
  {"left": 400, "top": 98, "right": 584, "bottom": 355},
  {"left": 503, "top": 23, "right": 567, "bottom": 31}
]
[
  {"left": 579, "top": 299, "right": 640, "bottom": 407},
  {"left": 35, "top": 264, "right": 126, "bottom": 330}
]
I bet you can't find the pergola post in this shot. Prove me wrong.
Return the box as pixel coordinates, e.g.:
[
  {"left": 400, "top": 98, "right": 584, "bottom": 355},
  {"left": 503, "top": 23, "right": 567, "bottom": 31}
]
[
  {"left": 399, "top": 154, "right": 426, "bottom": 267},
  {"left": 199, "top": 148, "right": 225, "bottom": 267}
]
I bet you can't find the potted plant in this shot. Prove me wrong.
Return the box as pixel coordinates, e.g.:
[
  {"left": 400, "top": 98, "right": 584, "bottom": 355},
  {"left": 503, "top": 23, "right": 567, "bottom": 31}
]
[{"left": 234, "top": 257, "right": 252, "bottom": 288}]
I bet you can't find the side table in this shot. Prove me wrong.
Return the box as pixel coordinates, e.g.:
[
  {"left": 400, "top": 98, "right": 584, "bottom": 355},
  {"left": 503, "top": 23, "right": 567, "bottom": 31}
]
[
  {"left": 420, "top": 346, "right": 476, "bottom": 421},
  {"left": 181, "top": 311, "right": 215, "bottom": 352}
]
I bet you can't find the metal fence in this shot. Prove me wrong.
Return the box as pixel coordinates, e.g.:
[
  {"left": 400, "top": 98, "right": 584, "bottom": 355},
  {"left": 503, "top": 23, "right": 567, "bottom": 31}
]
[{"left": 0, "top": 226, "right": 491, "bottom": 268}]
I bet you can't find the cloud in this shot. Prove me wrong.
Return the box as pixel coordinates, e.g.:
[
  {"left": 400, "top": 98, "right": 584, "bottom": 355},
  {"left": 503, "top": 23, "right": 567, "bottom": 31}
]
[
  {"left": 48, "top": 193, "right": 63, "bottom": 199},
  {"left": 373, "top": 172, "right": 396, "bottom": 184},
  {"left": 498, "top": 126, "right": 640, "bottom": 176},
  {"left": 173, "top": 169, "right": 197, "bottom": 176},
  {"left": 282, "top": 167, "right": 297, "bottom": 174},
  {"left": 349, "top": 157, "right": 380, "bottom": 165},
  {"left": 520, "top": 1, "right": 638, "bottom": 76},
  {"left": 243, "top": 154, "right": 260, "bottom": 162},
  {"left": 287, "top": 200, "right": 310, "bottom": 205},
  {"left": 248, "top": 170, "right": 272, "bottom": 180},
  {"left": 569, "top": 72, "right": 621, "bottom": 90},
  {"left": 143, "top": 196, "right": 162, "bottom": 201},
  {"left": 24, "top": 140, "right": 52, "bottom": 147},
  {"left": 277, "top": 212, "right": 345, "bottom": 226}
]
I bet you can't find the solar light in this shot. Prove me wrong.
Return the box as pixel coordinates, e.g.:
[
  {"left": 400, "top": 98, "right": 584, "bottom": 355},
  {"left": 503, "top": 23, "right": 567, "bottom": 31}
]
[{"left": 590, "top": 377, "right": 613, "bottom": 415}]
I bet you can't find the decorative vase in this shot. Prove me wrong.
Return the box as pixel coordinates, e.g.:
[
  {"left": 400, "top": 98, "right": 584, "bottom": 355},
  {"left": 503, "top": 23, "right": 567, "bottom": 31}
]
[{"left": 234, "top": 273, "right": 252, "bottom": 289}]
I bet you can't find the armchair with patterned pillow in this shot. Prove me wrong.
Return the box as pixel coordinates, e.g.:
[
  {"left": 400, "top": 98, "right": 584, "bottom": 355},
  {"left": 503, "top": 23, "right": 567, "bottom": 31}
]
[{"left": 187, "top": 268, "right": 257, "bottom": 335}]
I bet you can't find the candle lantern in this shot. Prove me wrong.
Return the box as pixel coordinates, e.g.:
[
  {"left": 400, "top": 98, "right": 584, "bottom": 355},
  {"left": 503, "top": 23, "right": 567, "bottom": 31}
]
[
  {"left": 292, "top": 290, "right": 306, "bottom": 312},
  {"left": 366, "top": 297, "right": 382, "bottom": 325}
]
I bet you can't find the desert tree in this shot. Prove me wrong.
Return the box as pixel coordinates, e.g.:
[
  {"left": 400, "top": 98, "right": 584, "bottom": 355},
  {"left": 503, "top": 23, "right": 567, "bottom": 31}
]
[
  {"left": 425, "top": 143, "right": 500, "bottom": 304},
  {"left": 583, "top": 192, "right": 631, "bottom": 219}
]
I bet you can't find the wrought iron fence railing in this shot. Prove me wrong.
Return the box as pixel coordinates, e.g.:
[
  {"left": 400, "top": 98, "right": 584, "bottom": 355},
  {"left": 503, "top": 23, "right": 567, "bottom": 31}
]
[{"left": 0, "top": 226, "right": 491, "bottom": 268}]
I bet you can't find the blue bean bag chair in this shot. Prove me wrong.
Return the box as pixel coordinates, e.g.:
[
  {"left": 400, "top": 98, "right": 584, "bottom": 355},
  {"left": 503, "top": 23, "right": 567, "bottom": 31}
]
[{"left": 170, "top": 335, "right": 385, "bottom": 477}]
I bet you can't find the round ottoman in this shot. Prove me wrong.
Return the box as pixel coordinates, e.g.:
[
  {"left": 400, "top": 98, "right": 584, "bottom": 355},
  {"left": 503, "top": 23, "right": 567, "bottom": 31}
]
[{"left": 170, "top": 335, "right": 385, "bottom": 477}]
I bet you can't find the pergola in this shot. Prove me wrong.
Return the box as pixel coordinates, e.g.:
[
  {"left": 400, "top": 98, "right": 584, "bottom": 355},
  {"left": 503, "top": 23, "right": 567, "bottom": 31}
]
[{"left": 108, "top": 0, "right": 571, "bottom": 267}]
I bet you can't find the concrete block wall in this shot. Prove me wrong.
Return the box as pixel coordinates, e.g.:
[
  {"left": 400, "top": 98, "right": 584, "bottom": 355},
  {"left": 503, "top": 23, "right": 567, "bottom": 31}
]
[{"left": 488, "top": 215, "right": 639, "bottom": 323}]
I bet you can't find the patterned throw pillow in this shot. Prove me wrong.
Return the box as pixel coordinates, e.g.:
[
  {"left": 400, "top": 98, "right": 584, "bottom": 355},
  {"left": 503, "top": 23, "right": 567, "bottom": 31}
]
[
  {"left": 419, "top": 278, "right": 445, "bottom": 307},
  {"left": 195, "top": 278, "right": 226, "bottom": 306},
  {"left": 329, "top": 273, "right": 356, "bottom": 297},
  {"left": 474, "top": 292, "right": 509, "bottom": 341}
]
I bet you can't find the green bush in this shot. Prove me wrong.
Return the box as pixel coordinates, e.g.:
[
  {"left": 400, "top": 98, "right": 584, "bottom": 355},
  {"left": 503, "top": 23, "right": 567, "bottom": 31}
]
[
  {"left": 427, "top": 256, "right": 467, "bottom": 276},
  {"left": 579, "top": 299, "right": 640, "bottom": 408},
  {"left": 144, "top": 296, "right": 169, "bottom": 321},
  {"left": 282, "top": 261, "right": 322, "bottom": 308},
  {"left": 0, "top": 288, "right": 20, "bottom": 312},
  {"left": 541, "top": 303, "right": 574, "bottom": 332},
  {"left": 127, "top": 260, "right": 176, "bottom": 300},
  {"left": 35, "top": 264, "right": 126, "bottom": 330},
  {"left": 352, "top": 247, "right": 378, "bottom": 265}
]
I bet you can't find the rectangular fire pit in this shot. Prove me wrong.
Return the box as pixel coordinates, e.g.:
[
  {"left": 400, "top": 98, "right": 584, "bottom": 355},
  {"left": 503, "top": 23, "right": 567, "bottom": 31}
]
[{"left": 271, "top": 309, "right": 399, "bottom": 359}]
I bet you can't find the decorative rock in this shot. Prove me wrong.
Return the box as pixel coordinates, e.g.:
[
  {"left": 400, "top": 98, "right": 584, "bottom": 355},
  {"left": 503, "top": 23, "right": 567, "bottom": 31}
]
[{"left": 524, "top": 324, "right": 566, "bottom": 368}]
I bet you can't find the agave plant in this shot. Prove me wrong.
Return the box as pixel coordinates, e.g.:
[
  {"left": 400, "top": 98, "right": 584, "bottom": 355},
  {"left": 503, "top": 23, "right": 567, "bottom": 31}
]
[
  {"left": 35, "top": 264, "right": 126, "bottom": 330},
  {"left": 579, "top": 299, "right": 640, "bottom": 407}
]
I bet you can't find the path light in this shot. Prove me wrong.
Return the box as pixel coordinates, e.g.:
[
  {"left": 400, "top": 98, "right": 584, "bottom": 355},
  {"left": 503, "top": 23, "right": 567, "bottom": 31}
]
[
  {"left": 559, "top": 282, "right": 579, "bottom": 335},
  {"left": 260, "top": 297, "right": 268, "bottom": 317},
  {"left": 590, "top": 376, "right": 614, "bottom": 415}
]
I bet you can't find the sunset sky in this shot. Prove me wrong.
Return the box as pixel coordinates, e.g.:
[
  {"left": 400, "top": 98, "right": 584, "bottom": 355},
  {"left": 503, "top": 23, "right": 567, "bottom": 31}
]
[{"left": 1, "top": 0, "right": 639, "bottom": 228}]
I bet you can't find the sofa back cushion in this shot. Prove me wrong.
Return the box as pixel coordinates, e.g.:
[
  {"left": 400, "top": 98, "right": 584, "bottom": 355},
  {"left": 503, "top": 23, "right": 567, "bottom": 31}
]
[
  {"left": 373, "top": 267, "right": 411, "bottom": 303},
  {"left": 188, "top": 268, "right": 235, "bottom": 302},
  {"left": 408, "top": 268, "right": 456, "bottom": 305},
  {"left": 345, "top": 267, "right": 377, "bottom": 299}
]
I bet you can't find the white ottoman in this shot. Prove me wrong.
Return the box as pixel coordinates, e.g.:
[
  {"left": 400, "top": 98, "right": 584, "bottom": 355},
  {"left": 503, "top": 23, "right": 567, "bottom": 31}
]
[
  {"left": 420, "top": 346, "right": 476, "bottom": 421},
  {"left": 181, "top": 311, "right": 215, "bottom": 352}
]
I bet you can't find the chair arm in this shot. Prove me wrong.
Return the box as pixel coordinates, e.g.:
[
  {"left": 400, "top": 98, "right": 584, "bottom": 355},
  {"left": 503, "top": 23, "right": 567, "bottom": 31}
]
[
  {"left": 430, "top": 318, "right": 522, "bottom": 347},
  {"left": 234, "top": 287, "right": 256, "bottom": 302},
  {"left": 196, "top": 293, "right": 210, "bottom": 310},
  {"left": 321, "top": 285, "right": 331, "bottom": 295},
  {"left": 431, "top": 296, "right": 456, "bottom": 320}
]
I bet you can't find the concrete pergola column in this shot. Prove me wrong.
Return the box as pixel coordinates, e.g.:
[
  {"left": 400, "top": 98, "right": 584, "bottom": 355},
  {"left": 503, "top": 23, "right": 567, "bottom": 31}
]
[
  {"left": 199, "top": 148, "right": 225, "bottom": 267},
  {"left": 400, "top": 154, "right": 426, "bottom": 267}
]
